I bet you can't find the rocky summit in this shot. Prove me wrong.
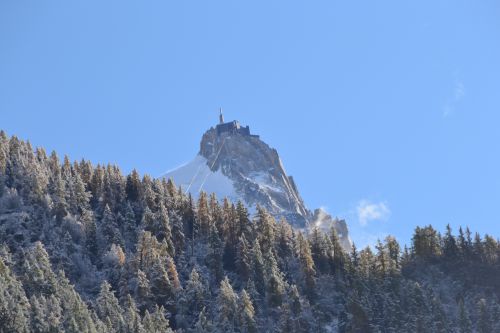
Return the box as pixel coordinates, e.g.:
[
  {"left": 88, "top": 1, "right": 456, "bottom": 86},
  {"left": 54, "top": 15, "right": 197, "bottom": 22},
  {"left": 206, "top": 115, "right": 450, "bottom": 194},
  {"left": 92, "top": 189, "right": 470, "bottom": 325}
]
[{"left": 164, "top": 113, "right": 351, "bottom": 248}]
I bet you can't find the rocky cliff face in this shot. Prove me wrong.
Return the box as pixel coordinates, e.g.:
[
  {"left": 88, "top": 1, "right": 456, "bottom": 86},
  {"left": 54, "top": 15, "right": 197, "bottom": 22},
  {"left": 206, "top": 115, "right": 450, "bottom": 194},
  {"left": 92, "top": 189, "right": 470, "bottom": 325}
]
[
  {"left": 164, "top": 122, "right": 351, "bottom": 249},
  {"left": 199, "top": 127, "right": 310, "bottom": 226}
]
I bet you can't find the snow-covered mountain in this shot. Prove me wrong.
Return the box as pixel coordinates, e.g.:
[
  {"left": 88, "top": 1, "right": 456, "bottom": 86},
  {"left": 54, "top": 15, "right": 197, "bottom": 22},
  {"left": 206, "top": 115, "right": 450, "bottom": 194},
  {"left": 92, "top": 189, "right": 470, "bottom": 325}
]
[{"left": 164, "top": 115, "right": 351, "bottom": 249}]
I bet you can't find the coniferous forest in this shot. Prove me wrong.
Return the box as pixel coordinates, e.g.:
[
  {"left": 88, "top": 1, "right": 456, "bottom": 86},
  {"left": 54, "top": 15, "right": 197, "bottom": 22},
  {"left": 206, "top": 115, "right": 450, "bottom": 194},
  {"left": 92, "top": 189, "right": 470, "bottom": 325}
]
[{"left": 1, "top": 130, "right": 500, "bottom": 333}]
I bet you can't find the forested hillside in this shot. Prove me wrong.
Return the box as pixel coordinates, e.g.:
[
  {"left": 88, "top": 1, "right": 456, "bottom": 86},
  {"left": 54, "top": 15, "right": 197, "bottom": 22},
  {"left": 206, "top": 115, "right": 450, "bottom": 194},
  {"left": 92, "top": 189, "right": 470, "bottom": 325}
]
[{"left": 0, "top": 130, "right": 499, "bottom": 333}]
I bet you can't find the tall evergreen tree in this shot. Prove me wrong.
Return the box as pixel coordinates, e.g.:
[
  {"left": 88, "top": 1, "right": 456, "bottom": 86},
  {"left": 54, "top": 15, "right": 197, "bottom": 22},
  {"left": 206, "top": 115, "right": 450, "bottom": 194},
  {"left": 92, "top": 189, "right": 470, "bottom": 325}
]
[
  {"left": 236, "top": 234, "right": 252, "bottom": 281},
  {"left": 239, "top": 289, "right": 257, "bottom": 333},
  {"left": 0, "top": 257, "right": 30, "bottom": 333},
  {"left": 252, "top": 241, "right": 266, "bottom": 296},
  {"left": 216, "top": 277, "right": 238, "bottom": 333},
  {"left": 96, "top": 281, "right": 125, "bottom": 332},
  {"left": 99, "top": 204, "right": 123, "bottom": 249},
  {"left": 197, "top": 191, "right": 211, "bottom": 238},
  {"left": 206, "top": 225, "right": 224, "bottom": 283},
  {"left": 458, "top": 300, "right": 472, "bottom": 333},
  {"left": 123, "top": 294, "right": 144, "bottom": 333},
  {"left": 142, "top": 305, "right": 173, "bottom": 333},
  {"left": 296, "top": 233, "right": 316, "bottom": 299},
  {"left": 264, "top": 247, "right": 286, "bottom": 307},
  {"left": 477, "top": 299, "right": 492, "bottom": 333}
]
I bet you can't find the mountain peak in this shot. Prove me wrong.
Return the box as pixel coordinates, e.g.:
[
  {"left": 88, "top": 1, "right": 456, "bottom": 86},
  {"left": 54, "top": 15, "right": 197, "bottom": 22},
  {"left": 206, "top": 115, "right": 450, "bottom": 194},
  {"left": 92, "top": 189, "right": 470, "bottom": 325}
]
[{"left": 165, "top": 115, "right": 351, "bottom": 248}]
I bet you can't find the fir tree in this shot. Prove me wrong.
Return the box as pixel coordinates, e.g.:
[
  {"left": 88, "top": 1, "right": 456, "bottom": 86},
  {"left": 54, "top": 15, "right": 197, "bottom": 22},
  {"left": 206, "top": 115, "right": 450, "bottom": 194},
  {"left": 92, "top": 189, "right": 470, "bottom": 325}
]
[
  {"left": 135, "top": 270, "right": 153, "bottom": 313},
  {"left": 0, "top": 257, "right": 30, "bottom": 333},
  {"left": 412, "top": 225, "right": 441, "bottom": 259},
  {"left": 252, "top": 241, "right": 266, "bottom": 296},
  {"left": 458, "top": 300, "right": 472, "bottom": 333},
  {"left": 123, "top": 294, "right": 144, "bottom": 333},
  {"left": 443, "top": 224, "right": 458, "bottom": 259},
  {"left": 197, "top": 191, "right": 211, "bottom": 238},
  {"left": 81, "top": 209, "right": 99, "bottom": 264},
  {"left": 192, "top": 307, "right": 213, "bottom": 333},
  {"left": 157, "top": 203, "right": 174, "bottom": 256},
  {"left": 216, "top": 277, "right": 238, "bottom": 332},
  {"left": 264, "top": 247, "right": 285, "bottom": 307},
  {"left": 182, "top": 268, "right": 207, "bottom": 321},
  {"left": 142, "top": 305, "right": 173, "bottom": 333},
  {"left": 296, "top": 233, "right": 316, "bottom": 299},
  {"left": 100, "top": 204, "right": 123, "bottom": 249},
  {"left": 21, "top": 242, "right": 58, "bottom": 297},
  {"left": 477, "top": 299, "right": 492, "bottom": 333},
  {"left": 236, "top": 234, "right": 252, "bottom": 281},
  {"left": 239, "top": 289, "right": 257, "bottom": 333},
  {"left": 96, "top": 281, "right": 125, "bottom": 332},
  {"left": 206, "top": 224, "right": 224, "bottom": 283}
]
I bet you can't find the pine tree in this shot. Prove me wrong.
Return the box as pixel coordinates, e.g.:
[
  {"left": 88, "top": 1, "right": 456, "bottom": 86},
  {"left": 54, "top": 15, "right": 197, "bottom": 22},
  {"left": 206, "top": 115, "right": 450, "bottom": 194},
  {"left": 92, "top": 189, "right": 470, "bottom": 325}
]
[
  {"left": 296, "top": 233, "right": 315, "bottom": 299},
  {"left": 192, "top": 307, "right": 213, "bottom": 333},
  {"left": 100, "top": 204, "right": 123, "bottom": 249},
  {"left": 385, "top": 236, "right": 400, "bottom": 274},
  {"left": 236, "top": 200, "right": 251, "bottom": 238},
  {"left": 169, "top": 209, "right": 185, "bottom": 255},
  {"left": 55, "top": 271, "right": 98, "bottom": 333},
  {"left": 375, "top": 239, "right": 388, "bottom": 276},
  {"left": 275, "top": 219, "right": 294, "bottom": 271},
  {"left": 81, "top": 209, "right": 99, "bottom": 264},
  {"left": 206, "top": 224, "right": 224, "bottom": 283},
  {"left": 135, "top": 270, "right": 153, "bottom": 313},
  {"left": 184, "top": 268, "right": 207, "bottom": 319},
  {"left": 471, "top": 233, "right": 484, "bottom": 263},
  {"left": 125, "top": 169, "right": 142, "bottom": 203},
  {"left": 255, "top": 206, "right": 275, "bottom": 255},
  {"left": 96, "top": 281, "right": 125, "bottom": 332},
  {"left": 74, "top": 170, "right": 91, "bottom": 211},
  {"left": 158, "top": 203, "right": 175, "bottom": 255},
  {"left": 165, "top": 255, "right": 181, "bottom": 290},
  {"left": 458, "top": 299, "right": 472, "bottom": 333},
  {"left": 50, "top": 167, "right": 68, "bottom": 223},
  {"left": 222, "top": 201, "right": 238, "bottom": 270},
  {"left": 30, "top": 294, "right": 63, "bottom": 333},
  {"left": 412, "top": 225, "right": 441, "bottom": 259},
  {"left": 429, "top": 296, "right": 448, "bottom": 333},
  {"left": 239, "top": 289, "right": 257, "bottom": 333},
  {"left": 141, "top": 207, "right": 156, "bottom": 236},
  {"left": 405, "top": 282, "right": 427, "bottom": 333},
  {"left": 142, "top": 305, "right": 173, "bottom": 333},
  {"left": 197, "top": 191, "right": 211, "bottom": 238},
  {"left": 22, "top": 242, "right": 58, "bottom": 297},
  {"left": 236, "top": 234, "right": 252, "bottom": 281},
  {"left": 349, "top": 242, "right": 359, "bottom": 274},
  {"left": 184, "top": 193, "right": 198, "bottom": 246},
  {"left": 477, "top": 299, "right": 492, "bottom": 333},
  {"left": 123, "top": 294, "right": 144, "bottom": 333},
  {"left": 148, "top": 259, "right": 174, "bottom": 310},
  {"left": 216, "top": 277, "right": 238, "bottom": 333},
  {"left": 309, "top": 227, "right": 330, "bottom": 274},
  {"left": 141, "top": 175, "right": 157, "bottom": 211},
  {"left": 264, "top": 247, "right": 285, "bottom": 307},
  {"left": 209, "top": 193, "right": 223, "bottom": 234},
  {"left": 121, "top": 202, "right": 138, "bottom": 252},
  {"left": 252, "top": 241, "right": 266, "bottom": 296},
  {"left": 443, "top": 224, "right": 458, "bottom": 259},
  {"left": 0, "top": 257, "right": 30, "bottom": 333}
]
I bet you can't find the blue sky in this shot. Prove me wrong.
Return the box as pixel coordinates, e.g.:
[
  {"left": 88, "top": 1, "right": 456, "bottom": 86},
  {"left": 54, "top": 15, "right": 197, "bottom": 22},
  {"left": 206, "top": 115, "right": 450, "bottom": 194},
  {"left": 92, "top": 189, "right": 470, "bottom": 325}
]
[{"left": 1, "top": 1, "right": 500, "bottom": 247}]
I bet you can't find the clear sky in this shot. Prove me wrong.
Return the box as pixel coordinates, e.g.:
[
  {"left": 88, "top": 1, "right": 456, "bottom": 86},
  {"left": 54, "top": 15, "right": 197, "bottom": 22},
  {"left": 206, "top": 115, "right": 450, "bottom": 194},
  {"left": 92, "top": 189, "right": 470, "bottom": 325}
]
[{"left": 1, "top": 1, "right": 499, "bottom": 247}]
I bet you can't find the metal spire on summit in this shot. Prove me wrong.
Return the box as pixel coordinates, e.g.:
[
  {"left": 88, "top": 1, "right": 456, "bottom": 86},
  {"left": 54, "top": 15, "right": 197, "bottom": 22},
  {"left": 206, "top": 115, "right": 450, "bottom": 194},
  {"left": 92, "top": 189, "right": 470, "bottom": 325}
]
[{"left": 219, "top": 108, "right": 224, "bottom": 124}]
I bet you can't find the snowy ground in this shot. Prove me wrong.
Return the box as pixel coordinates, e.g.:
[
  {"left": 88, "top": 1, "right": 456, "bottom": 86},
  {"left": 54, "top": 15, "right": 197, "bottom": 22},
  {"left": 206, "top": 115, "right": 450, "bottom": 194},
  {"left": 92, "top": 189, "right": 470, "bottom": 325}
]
[{"left": 163, "top": 155, "right": 239, "bottom": 202}]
